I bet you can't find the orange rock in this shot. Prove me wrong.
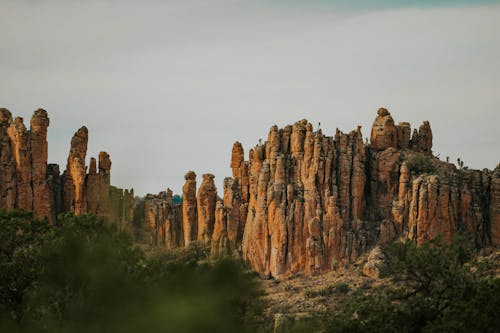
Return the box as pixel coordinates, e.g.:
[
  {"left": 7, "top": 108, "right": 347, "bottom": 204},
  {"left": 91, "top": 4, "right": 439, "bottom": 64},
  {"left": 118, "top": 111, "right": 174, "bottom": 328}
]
[
  {"left": 411, "top": 121, "right": 433, "bottom": 153},
  {"left": 0, "top": 108, "right": 16, "bottom": 210},
  {"left": 370, "top": 108, "right": 398, "bottom": 151},
  {"left": 7, "top": 117, "right": 32, "bottom": 211},
  {"left": 63, "top": 126, "right": 88, "bottom": 214},
  {"left": 197, "top": 173, "right": 217, "bottom": 244},
  {"left": 30, "top": 109, "right": 51, "bottom": 221},
  {"left": 182, "top": 171, "right": 197, "bottom": 246},
  {"left": 144, "top": 189, "right": 183, "bottom": 247},
  {"left": 396, "top": 122, "right": 411, "bottom": 149}
]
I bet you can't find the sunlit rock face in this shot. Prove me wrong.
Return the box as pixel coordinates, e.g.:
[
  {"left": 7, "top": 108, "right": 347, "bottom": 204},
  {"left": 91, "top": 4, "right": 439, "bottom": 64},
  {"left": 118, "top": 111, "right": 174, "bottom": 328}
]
[
  {"left": 0, "top": 108, "right": 133, "bottom": 227},
  {"left": 182, "top": 171, "right": 198, "bottom": 246}
]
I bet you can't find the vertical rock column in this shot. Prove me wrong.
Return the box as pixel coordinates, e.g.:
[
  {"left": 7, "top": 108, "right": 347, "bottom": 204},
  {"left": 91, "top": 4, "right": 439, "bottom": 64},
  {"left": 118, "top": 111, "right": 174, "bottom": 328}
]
[
  {"left": 0, "top": 108, "right": 15, "bottom": 210},
  {"left": 30, "top": 109, "right": 51, "bottom": 221},
  {"left": 197, "top": 173, "right": 217, "bottom": 244},
  {"left": 63, "top": 126, "right": 88, "bottom": 214},
  {"left": 182, "top": 171, "right": 197, "bottom": 246},
  {"left": 7, "top": 117, "right": 32, "bottom": 211},
  {"left": 98, "top": 151, "right": 111, "bottom": 219}
]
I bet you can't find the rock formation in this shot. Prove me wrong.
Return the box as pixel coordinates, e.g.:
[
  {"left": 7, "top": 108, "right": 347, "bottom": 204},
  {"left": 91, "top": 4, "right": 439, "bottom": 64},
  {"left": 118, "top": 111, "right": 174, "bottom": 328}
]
[
  {"left": 182, "top": 171, "right": 198, "bottom": 246},
  {"left": 197, "top": 173, "right": 217, "bottom": 244},
  {"left": 0, "top": 108, "right": 133, "bottom": 229},
  {"left": 4, "top": 106, "right": 495, "bottom": 280},
  {"left": 63, "top": 126, "right": 88, "bottom": 214},
  {"left": 140, "top": 108, "right": 497, "bottom": 279},
  {"left": 30, "top": 109, "right": 51, "bottom": 220},
  {"left": 0, "top": 108, "right": 16, "bottom": 210},
  {"left": 144, "top": 189, "right": 183, "bottom": 248}
]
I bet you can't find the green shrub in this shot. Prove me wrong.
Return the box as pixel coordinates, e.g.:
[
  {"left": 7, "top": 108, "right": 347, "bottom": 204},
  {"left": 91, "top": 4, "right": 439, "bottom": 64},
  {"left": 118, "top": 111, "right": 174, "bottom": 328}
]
[
  {"left": 0, "top": 211, "right": 263, "bottom": 333},
  {"left": 321, "top": 236, "right": 500, "bottom": 332},
  {"left": 406, "top": 154, "right": 436, "bottom": 175}
]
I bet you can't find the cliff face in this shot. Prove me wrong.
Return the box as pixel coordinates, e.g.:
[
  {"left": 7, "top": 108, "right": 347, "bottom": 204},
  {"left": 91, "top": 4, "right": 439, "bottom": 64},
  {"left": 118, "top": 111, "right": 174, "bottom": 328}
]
[
  {"left": 142, "top": 108, "right": 498, "bottom": 279},
  {"left": 0, "top": 108, "right": 133, "bottom": 229}
]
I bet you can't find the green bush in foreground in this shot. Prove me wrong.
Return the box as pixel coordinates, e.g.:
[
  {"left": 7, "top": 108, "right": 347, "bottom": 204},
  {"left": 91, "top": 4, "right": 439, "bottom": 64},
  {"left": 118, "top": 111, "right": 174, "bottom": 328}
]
[
  {"left": 0, "top": 211, "right": 263, "bottom": 333},
  {"left": 323, "top": 236, "right": 500, "bottom": 333}
]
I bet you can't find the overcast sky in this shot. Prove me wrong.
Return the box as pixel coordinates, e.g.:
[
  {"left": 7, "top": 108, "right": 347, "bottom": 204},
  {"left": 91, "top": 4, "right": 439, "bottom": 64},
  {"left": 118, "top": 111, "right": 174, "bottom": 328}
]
[{"left": 1, "top": 0, "right": 499, "bottom": 195}]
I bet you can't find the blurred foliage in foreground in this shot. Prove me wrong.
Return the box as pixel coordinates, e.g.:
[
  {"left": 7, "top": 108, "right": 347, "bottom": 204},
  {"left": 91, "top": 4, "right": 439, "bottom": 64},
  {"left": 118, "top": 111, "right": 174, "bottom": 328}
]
[{"left": 0, "top": 210, "right": 263, "bottom": 333}]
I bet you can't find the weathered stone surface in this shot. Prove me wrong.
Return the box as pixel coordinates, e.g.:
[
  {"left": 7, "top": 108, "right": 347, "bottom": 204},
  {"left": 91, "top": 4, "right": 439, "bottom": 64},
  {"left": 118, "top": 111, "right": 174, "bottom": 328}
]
[
  {"left": 63, "top": 126, "right": 88, "bottom": 214},
  {"left": 211, "top": 200, "right": 230, "bottom": 258},
  {"left": 238, "top": 109, "right": 496, "bottom": 278},
  {"left": 109, "top": 185, "right": 136, "bottom": 234},
  {"left": 0, "top": 108, "right": 15, "bottom": 210},
  {"left": 211, "top": 177, "right": 246, "bottom": 258},
  {"left": 411, "top": 121, "right": 433, "bottom": 153},
  {"left": 47, "top": 163, "right": 62, "bottom": 221},
  {"left": 370, "top": 108, "right": 398, "bottom": 151},
  {"left": 97, "top": 151, "right": 111, "bottom": 219},
  {"left": 241, "top": 119, "right": 370, "bottom": 277},
  {"left": 7, "top": 117, "right": 32, "bottom": 211},
  {"left": 396, "top": 122, "right": 411, "bottom": 149},
  {"left": 197, "top": 173, "right": 217, "bottom": 244},
  {"left": 30, "top": 109, "right": 51, "bottom": 221},
  {"left": 144, "top": 189, "right": 183, "bottom": 248},
  {"left": 182, "top": 171, "right": 197, "bottom": 246}
]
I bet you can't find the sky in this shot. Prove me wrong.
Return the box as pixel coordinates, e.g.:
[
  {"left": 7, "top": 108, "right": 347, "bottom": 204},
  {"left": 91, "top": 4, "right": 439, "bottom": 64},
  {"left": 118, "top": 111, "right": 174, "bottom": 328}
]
[{"left": 1, "top": 0, "right": 499, "bottom": 196}]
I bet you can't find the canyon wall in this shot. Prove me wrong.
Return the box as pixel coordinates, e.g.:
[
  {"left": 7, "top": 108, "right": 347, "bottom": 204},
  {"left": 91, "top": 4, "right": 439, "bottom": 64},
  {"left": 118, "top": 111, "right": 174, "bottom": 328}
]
[{"left": 0, "top": 108, "right": 134, "bottom": 229}]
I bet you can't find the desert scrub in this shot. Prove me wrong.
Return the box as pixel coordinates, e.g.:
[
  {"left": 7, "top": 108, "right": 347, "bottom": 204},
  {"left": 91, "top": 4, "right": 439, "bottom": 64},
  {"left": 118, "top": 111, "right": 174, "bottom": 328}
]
[{"left": 406, "top": 154, "right": 435, "bottom": 175}]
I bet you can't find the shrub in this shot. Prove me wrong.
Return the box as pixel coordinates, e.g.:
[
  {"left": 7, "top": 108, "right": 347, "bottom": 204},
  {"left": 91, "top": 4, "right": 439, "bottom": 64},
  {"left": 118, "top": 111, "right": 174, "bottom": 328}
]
[
  {"left": 0, "top": 211, "right": 263, "bottom": 333},
  {"left": 321, "top": 236, "right": 500, "bottom": 332},
  {"left": 406, "top": 154, "right": 435, "bottom": 175}
]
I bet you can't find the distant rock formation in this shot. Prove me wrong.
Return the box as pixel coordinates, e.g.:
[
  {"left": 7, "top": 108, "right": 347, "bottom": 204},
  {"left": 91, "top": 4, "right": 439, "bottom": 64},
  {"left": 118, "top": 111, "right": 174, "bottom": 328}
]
[
  {"left": 0, "top": 108, "right": 133, "bottom": 229},
  {"left": 2, "top": 106, "right": 497, "bottom": 279},
  {"left": 141, "top": 108, "right": 499, "bottom": 278}
]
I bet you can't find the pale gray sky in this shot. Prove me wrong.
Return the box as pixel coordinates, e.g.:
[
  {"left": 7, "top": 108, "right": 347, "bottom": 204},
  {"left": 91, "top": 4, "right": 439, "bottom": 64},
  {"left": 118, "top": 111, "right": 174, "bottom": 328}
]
[{"left": 1, "top": 0, "right": 499, "bottom": 195}]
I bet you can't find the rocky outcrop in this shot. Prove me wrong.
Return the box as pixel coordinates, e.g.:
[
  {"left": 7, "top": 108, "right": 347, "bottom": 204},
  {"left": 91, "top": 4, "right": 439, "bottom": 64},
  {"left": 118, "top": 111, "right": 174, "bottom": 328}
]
[
  {"left": 210, "top": 177, "right": 247, "bottom": 257},
  {"left": 197, "top": 173, "right": 217, "bottom": 244},
  {"left": 63, "top": 126, "right": 88, "bottom": 214},
  {"left": 0, "top": 108, "right": 133, "bottom": 228},
  {"left": 240, "top": 119, "right": 372, "bottom": 277},
  {"left": 0, "top": 109, "right": 52, "bottom": 221},
  {"left": 411, "top": 121, "right": 433, "bottom": 154},
  {"left": 108, "top": 186, "right": 135, "bottom": 234},
  {"left": 144, "top": 189, "right": 183, "bottom": 248},
  {"left": 182, "top": 171, "right": 198, "bottom": 246},
  {"left": 0, "top": 108, "right": 16, "bottom": 210},
  {"left": 7, "top": 117, "right": 32, "bottom": 211},
  {"left": 30, "top": 109, "right": 51, "bottom": 220},
  {"left": 370, "top": 108, "right": 398, "bottom": 151}
]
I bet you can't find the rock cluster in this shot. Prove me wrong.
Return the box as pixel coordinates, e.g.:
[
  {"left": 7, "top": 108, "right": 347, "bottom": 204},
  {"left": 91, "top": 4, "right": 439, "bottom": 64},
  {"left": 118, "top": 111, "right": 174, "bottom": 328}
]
[
  {"left": 4, "top": 107, "right": 496, "bottom": 279},
  {"left": 142, "top": 108, "right": 500, "bottom": 278},
  {"left": 0, "top": 108, "right": 133, "bottom": 229}
]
